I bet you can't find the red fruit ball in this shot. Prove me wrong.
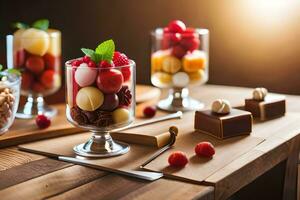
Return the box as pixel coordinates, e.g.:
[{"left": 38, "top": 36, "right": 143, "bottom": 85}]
[
  {"left": 32, "top": 82, "right": 45, "bottom": 93},
  {"left": 195, "top": 142, "right": 215, "bottom": 158},
  {"left": 171, "top": 45, "right": 187, "bottom": 59},
  {"left": 121, "top": 67, "right": 131, "bottom": 82},
  {"left": 40, "top": 70, "right": 55, "bottom": 89},
  {"left": 35, "top": 114, "right": 51, "bottom": 129},
  {"left": 25, "top": 56, "right": 45, "bottom": 74},
  {"left": 14, "top": 50, "right": 26, "bottom": 67},
  {"left": 97, "top": 69, "right": 123, "bottom": 94},
  {"left": 43, "top": 53, "right": 60, "bottom": 70},
  {"left": 180, "top": 37, "right": 200, "bottom": 52},
  {"left": 143, "top": 106, "right": 157, "bottom": 118},
  {"left": 168, "top": 20, "right": 186, "bottom": 33},
  {"left": 21, "top": 72, "right": 34, "bottom": 90},
  {"left": 88, "top": 61, "right": 96, "bottom": 68},
  {"left": 168, "top": 151, "right": 188, "bottom": 167}
]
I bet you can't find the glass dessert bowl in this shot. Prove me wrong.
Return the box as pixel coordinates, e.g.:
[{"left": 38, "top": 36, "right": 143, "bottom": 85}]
[
  {"left": 0, "top": 68, "right": 21, "bottom": 135},
  {"left": 9, "top": 19, "right": 61, "bottom": 118},
  {"left": 151, "top": 20, "right": 209, "bottom": 112},
  {"left": 66, "top": 39, "right": 135, "bottom": 158}
]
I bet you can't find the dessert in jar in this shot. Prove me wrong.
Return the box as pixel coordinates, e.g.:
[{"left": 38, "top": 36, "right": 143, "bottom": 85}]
[
  {"left": 151, "top": 20, "right": 209, "bottom": 111},
  {"left": 10, "top": 19, "right": 61, "bottom": 118},
  {"left": 0, "top": 65, "right": 21, "bottom": 135},
  {"left": 65, "top": 39, "right": 135, "bottom": 158}
]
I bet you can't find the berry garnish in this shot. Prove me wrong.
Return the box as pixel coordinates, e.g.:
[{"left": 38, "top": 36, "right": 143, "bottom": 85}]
[
  {"left": 168, "top": 20, "right": 186, "bottom": 33},
  {"left": 35, "top": 114, "right": 51, "bottom": 129},
  {"left": 195, "top": 142, "right": 215, "bottom": 158},
  {"left": 99, "top": 60, "right": 114, "bottom": 68},
  {"left": 113, "top": 51, "right": 131, "bottom": 81},
  {"left": 88, "top": 61, "right": 96, "bottom": 68},
  {"left": 71, "top": 60, "right": 82, "bottom": 67},
  {"left": 168, "top": 151, "right": 188, "bottom": 167},
  {"left": 143, "top": 106, "right": 156, "bottom": 118},
  {"left": 82, "top": 55, "right": 91, "bottom": 63}
]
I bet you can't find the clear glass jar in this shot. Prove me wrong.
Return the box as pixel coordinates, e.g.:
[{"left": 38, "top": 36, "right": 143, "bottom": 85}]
[
  {"left": 0, "top": 73, "right": 21, "bottom": 135},
  {"left": 151, "top": 28, "right": 209, "bottom": 111},
  {"left": 9, "top": 28, "right": 61, "bottom": 118},
  {"left": 65, "top": 59, "right": 136, "bottom": 158}
]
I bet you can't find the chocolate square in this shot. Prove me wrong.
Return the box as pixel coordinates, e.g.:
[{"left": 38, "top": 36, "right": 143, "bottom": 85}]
[
  {"left": 194, "top": 109, "right": 252, "bottom": 139},
  {"left": 245, "top": 95, "right": 285, "bottom": 121}
]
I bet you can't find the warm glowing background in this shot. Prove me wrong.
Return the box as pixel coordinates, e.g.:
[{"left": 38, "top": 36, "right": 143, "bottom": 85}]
[{"left": 0, "top": 0, "right": 299, "bottom": 103}]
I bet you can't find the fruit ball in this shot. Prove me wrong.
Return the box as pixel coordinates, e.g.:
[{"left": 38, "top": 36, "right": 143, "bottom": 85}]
[
  {"left": 75, "top": 63, "right": 97, "bottom": 87},
  {"left": 76, "top": 87, "right": 104, "bottom": 111},
  {"left": 194, "top": 142, "right": 215, "bottom": 158},
  {"left": 97, "top": 69, "right": 123, "bottom": 94},
  {"left": 112, "top": 108, "right": 130, "bottom": 124},
  {"left": 168, "top": 151, "right": 188, "bottom": 167},
  {"left": 100, "top": 93, "right": 119, "bottom": 111}
]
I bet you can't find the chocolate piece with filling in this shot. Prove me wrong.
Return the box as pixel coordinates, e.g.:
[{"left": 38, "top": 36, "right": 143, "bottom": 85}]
[
  {"left": 194, "top": 108, "right": 252, "bottom": 139},
  {"left": 245, "top": 95, "right": 285, "bottom": 121}
]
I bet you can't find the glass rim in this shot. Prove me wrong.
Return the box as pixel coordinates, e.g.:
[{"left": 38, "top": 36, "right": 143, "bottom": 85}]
[
  {"left": 65, "top": 58, "right": 136, "bottom": 69},
  {"left": 150, "top": 28, "right": 209, "bottom": 36},
  {"left": 0, "top": 74, "right": 21, "bottom": 87},
  {"left": 9, "top": 28, "right": 61, "bottom": 39}
]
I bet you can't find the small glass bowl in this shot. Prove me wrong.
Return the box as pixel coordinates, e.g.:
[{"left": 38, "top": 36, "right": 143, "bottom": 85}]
[{"left": 0, "top": 73, "right": 21, "bottom": 135}]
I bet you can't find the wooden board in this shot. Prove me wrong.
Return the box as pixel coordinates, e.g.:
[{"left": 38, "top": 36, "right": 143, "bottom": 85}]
[
  {"left": 0, "top": 104, "right": 83, "bottom": 148},
  {"left": 19, "top": 112, "right": 263, "bottom": 184}
]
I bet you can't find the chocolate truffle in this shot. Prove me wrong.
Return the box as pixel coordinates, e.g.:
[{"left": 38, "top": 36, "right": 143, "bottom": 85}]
[
  {"left": 76, "top": 87, "right": 104, "bottom": 111},
  {"left": 245, "top": 94, "right": 286, "bottom": 121},
  {"left": 194, "top": 108, "right": 252, "bottom": 139},
  {"left": 100, "top": 93, "right": 119, "bottom": 111}
]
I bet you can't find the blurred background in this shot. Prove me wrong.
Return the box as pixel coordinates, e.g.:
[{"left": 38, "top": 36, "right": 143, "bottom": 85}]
[{"left": 0, "top": 0, "right": 300, "bottom": 103}]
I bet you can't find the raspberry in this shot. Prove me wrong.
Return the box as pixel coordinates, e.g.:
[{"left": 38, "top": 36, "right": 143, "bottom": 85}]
[
  {"left": 71, "top": 60, "right": 82, "bottom": 67},
  {"left": 88, "top": 61, "right": 96, "bottom": 68},
  {"left": 143, "top": 106, "right": 156, "bottom": 118},
  {"left": 113, "top": 52, "right": 131, "bottom": 81},
  {"left": 82, "top": 55, "right": 91, "bottom": 63},
  {"left": 168, "top": 151, "right": 188, "bottom": 167},
  {"left": 99, "top": 61, "right": 114, "bottom": 68},
  {"left": 195, "top": 142, "right": 215, "bottom": 158},
  {"left": 36, "top": 114, "right": 51, "bottom": 129}
]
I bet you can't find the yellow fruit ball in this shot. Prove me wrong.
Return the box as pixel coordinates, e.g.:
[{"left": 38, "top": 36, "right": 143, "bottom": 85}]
[
  {"left": 13, "top": 29, "right": 26, "bottom": 51},
  {"left": 151, "top": 72, "right": 172, "bottom": 88},
  {"left": 188, "top": 69, "right": 205, "bottom": 84},
  {"left": 151, "top": 50, "right": 170, "bottom": 73},
  {"left": 112, "top": 108, "right": 130, "bottom": 124},
  {"left": 21, "top": 28, "right": 50, "bottom": 56},
  {"left": 162, "top": 56, "right": 181, "bottom": 74},
  {"left": 46, "top": 29, "right": 61, "bottom": 56},
  {"left": 183, "top": 51, "right": 206, "bottom": 73},
  {"left": 76, "top": 87, "right": 104, "bottom": 111}
]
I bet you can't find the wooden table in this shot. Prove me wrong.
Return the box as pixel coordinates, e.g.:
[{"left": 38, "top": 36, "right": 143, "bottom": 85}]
[{"left": 0, "top": 85, "right": 299, "bottom": 200}]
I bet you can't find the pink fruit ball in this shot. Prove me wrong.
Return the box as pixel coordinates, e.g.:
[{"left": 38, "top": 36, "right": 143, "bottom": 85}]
[
  {"left": 75, "top": 63, "right": 97, "bottom": 87},
  {"left": 97, "top": 69, "right": 124, "bottom": 94}
]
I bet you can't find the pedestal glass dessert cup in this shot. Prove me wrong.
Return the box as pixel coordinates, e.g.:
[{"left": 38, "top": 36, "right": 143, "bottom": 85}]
[
  {"left": 151, "top": 28, "right": 209, "bottom": 112},
  {"left": 8, "top": 28, "right": 61, "bottom": 118},
  {"left": 65, "top": 60, "right": 135, "bottom": 158},
  {"left": 0, "top": 73, "right": 21, "bottom": 135}
]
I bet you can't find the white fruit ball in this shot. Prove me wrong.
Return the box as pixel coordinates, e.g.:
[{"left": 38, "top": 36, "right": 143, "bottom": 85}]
[
  {"left": 21, "top": 28, "right": 50, "bottom": 56},
  {"left": 75, "top": 63, "right": 97, "bottom": 87},
  {"left": 172, "top": 72, "right": 190, "bottom": 88}
]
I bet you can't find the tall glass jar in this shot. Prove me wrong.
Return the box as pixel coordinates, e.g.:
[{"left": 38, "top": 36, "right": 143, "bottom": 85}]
[
  {"left": 65, "top": 59, "right": 136, "bottom": 158},
  {"left": 8, "top": 28, "right": 61, "bottom": 118},
  {"left": 151, "top": 28, "right": 209, "bottom": 111}
]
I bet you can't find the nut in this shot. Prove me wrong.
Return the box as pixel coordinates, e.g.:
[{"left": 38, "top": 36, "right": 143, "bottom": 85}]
[
  {"left": 253, "top": 87, "right": 268, "bottom": 101},
  {"left": 211, "top": 99, "right": 231, "bottom": 114}
]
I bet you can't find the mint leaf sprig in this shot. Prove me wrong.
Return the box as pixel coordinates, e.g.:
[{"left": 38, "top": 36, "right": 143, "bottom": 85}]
[
  {"left": 12, "top": 19, "right": 49, "bottom": 31},
  {"left": 81, "top": 39, "right": 115, "bottom": 64}
]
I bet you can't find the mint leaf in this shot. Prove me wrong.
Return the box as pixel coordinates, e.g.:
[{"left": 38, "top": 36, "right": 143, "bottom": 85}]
[
  {"left": 95, "top": 39, "right": 115, "bottom": 62},
  {"left": 7, "top": 68, "right": 21, "bottom": 76},
  {"left": 81, "top": 48, "right": 102, "bottom": 63},
  {"left": 32, "top": 19, "right": 49, "bottom": 31},
  {"left": 12, "top": 22, "right": 29, "bottom": 29},
  {"left": 81, "top": 48, "right": 95, "bottom": 57},
  {"left": 0, "top": 64, "right": 2, "bottom": 71}
]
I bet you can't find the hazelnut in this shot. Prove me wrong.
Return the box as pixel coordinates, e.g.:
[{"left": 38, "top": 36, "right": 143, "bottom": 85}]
[
  {"left": 253, "top": 87, "right": 268, "bottom": 101},
  {"left": 211, "top": 99, "right": 231, "bottom": 114}
]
